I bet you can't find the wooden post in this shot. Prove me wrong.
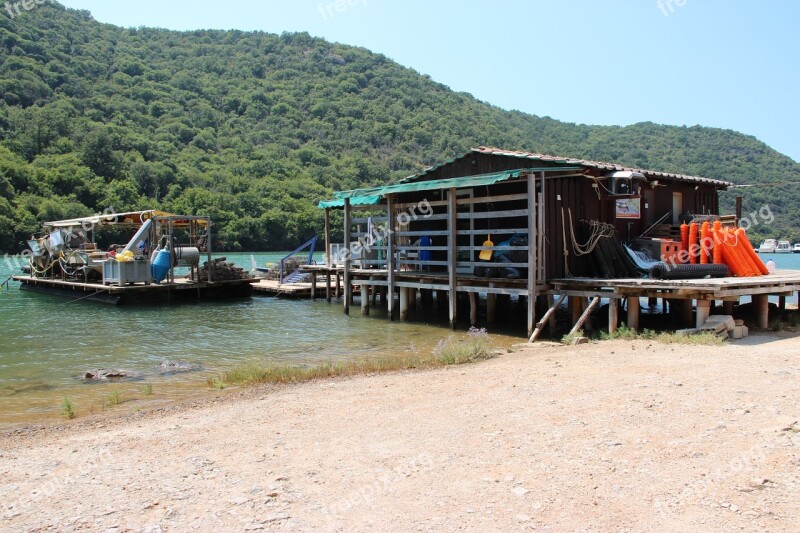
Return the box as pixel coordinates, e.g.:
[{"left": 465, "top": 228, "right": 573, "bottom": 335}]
[
  {"left": 335, "top": 272, "right": 341, "bottom": 299},
  {"left": 779, "top": 295, "right": 786, "bottom": 311},
  {"left": 387, "top": 194, "right": 396, "bottom": 321},
  {"left": 448, "top": 188, "right": 458, "bottom": 329},
  {"left": 361, "top": 278, "right": 371, "bottom": 316},
  {"left": 399, "top": 287, "right": 409, "bottom": 320},
  {"left": 570, "top": 296, "right": 582, "bottom": 325},
  {"left": 469, "top": 292, "right": 478, "bottom": 327},
  {"left": 723, "top": 300, "right": 734, "bottom": 314},
  {"left": 754, "top": 294, "right": 769, "bottom": 329},
  {"left": 486, "top": 293, "right": 497, "bottom": 323},
  {"left": 325, "top": 271, "right": 332, "bottom": 303},
  {"left": 735, "top": 195, "right": 743, "bottom": 224},
  {"left": 609, "top": 298, "right": 618, "bottom": 334},
  {"left": 679, "top": 299, "right": 692, "bottom": 327},
  {"left": 372, "top": 280, "right": 379, "bottom": 306},
  {"left": 409, "top": 288, "right": 417, "bottom": 311},
  {"left": 570, "top": 297, "right": 600, "bottom": 336},
  {"left": 324, "top": 207, "right": 332, "bottom": 269},
  {"left": 529, "top": 294, "right": 567, "bottom": 343},
  {"left": 343, "top": 198, "right": 351, "bottom": 315},
  {"left": 547, "top": 294, "right": 557, "bottom": 336},
  {"left": 527, "top": 173, "right": 538, "bottom": 337},
  {"left": 311, "top": 273, "right": 317, "bottom": 301},
  {"left": 627, "top": 296, "right": 640, "bottom": 331},
  {"left": 695, "top": 299, "right": 711, "bottom": 329}
]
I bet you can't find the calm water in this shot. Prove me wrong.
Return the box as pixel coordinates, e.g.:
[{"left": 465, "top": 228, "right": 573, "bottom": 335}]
[{"left": 0, "top": 252, "right": 524, "bottom": 429}]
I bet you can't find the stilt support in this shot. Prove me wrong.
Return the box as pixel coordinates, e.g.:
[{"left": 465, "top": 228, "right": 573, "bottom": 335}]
[
  {"left": 627, "top": 296, "right": 640, "bottom": 331},
  {"left": 754, "top": 294, "right": 769, "bottom": 329},
  {"left": 529, "top": 294, "right": 567, "bottom": 343},
  {"left": 570, "top": 297, "right": 600, "bottom": 336},
  {"left": 695, "top": 300, "right": 711, "bottom": 329}
]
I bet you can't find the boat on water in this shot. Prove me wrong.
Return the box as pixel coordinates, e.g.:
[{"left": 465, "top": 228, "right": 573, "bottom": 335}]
[
  {"left": 775, "top": 240, "right": 792, "bottom": 253},
  {"left": 758, "top": 239, "right": 777, "bottom": 253},
  {"left": 794, "top": 244, "right": 800, "bottom": 254}
]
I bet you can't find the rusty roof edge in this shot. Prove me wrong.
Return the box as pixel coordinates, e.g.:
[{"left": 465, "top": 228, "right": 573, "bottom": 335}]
[{"left": 401, "top": 147, "right": 733, "bottom": 187}]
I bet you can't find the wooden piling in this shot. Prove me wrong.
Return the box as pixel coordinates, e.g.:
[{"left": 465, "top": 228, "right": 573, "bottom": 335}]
[
  {"left": 608, "top": 298, "right": 618, "bottom": 334},
  {"left": 325, "top": 271, "right": 332, "bottom": 303},
  {"left": 486, "top": 293, "right": 497, "bottom": 323},
  {"left": 361, "top": 279, "right": 370, "bottom": 316},
  {"left": 754, "top": 294, "right": 769, "bottom": 329},
  {"left": 469, "top": 292, "right": 478, "bottom": 327},
  {"left": 400, "top": 287, "right": 409, "bottom": 321},
  {"left": 448, "top": 188, "right": 457, "bottom": 329},
  {"left": 627, "top": 296, "right": 640, "bottom": 331},
  {"left": 695, "top": 299, "right": 711, "bottom": 329}
]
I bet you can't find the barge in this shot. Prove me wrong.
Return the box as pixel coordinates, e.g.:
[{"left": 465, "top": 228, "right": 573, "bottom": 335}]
[{"left": 11, "top": 210, "right": 256, "bottom": 304}]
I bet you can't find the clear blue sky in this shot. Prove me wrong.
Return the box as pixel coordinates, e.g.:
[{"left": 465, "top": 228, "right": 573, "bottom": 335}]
[{"left": 59, "top": 0, "right": 799, "bottom": 162}]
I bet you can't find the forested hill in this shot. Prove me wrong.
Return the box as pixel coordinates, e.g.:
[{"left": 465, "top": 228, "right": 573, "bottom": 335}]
[{"left": 1, "top": 3, "right": 798, "bottom": 252}]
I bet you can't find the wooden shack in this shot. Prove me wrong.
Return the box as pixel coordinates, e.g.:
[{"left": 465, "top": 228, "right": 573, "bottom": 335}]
[{"left": 313, "top": 147, "right": 799, "bottom": 337}]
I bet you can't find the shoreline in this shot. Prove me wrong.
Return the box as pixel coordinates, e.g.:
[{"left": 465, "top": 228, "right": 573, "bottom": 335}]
[{"left": 1, "top": 334, "right": 798, "bottom": 531}]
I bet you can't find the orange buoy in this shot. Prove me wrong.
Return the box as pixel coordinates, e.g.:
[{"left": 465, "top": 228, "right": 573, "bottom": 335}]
[
  {"left": 737, "top": 228, "right": 769, "bottom": 275},
  {"left": 719, "top": 231, "right": 747, "bottom": 277},
  {"left": 688, "top": 223, "right": 699, "bottom": 264},
  {"left": 727, "top": 229, "right": 758, "bottom": 276},
  {"left": 700, "top": 222, "right": 711, "bottom": 264},
  {"left": 680, "top": 223, "right": 689, "bottom": 262},
  {"left": 711, "top": 228, "right": 723, "bottom": 265}
]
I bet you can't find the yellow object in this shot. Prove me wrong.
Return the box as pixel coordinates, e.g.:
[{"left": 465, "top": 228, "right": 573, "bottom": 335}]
[
  {"left": 479, "top": 234, "right": 494, "bottom": 261},
  {"left": 115, "top": 251, "right": 135, "bottom": 262}
]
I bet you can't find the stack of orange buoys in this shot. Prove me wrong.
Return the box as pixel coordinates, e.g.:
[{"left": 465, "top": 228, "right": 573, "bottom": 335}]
[
  {"left": 737, "top": 228, "right": 769, "bottom": 275},
  {"left": 716, "top": 226, "right": 765, "bottom": 277},
  {"left": 688, "top": 223, "right": 699, "bottom": 264}
]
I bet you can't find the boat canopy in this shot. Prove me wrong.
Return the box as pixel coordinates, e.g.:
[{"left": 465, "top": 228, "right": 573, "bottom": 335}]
[{"left": 44, "top": 210, "right": 210, "bottom": 229}]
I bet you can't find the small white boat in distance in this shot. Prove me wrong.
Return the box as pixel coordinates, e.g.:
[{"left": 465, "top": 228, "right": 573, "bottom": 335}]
[
  {"left": 775, "top": 240, "right": 792, "bottom": 253},
  {"left": 794, "top": 244, "right": 800, "bottom": 254},
  {"left": 758, "top": 239, "right": 777, "bottom": 253}
]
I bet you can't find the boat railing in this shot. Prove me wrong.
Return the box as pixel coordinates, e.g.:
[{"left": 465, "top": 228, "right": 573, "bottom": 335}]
[{"left": 279, "top": 236, "right": 318, "bottom": 284}]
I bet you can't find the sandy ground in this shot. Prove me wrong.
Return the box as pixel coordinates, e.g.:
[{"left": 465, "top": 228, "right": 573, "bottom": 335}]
[{"left": 1, "top": 334, "right": 799, "bottom": 532}]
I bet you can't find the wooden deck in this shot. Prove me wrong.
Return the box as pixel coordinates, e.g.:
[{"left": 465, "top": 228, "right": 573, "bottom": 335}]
[{"left": 12, "top": 275, "right": 256, "bottom": 304}]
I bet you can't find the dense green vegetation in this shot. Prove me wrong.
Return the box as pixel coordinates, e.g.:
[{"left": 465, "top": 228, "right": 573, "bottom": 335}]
[{"left": 1, "top": 3, "right": 798, "bottom": 253}]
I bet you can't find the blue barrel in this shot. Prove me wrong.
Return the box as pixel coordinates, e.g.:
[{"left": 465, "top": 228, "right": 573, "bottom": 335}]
[{"left": 151, "top": 249, "right": 171, "bottom": 283}]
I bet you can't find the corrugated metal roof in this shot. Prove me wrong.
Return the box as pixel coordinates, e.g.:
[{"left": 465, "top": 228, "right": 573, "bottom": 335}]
[
  {"left": 329, "top": 167, "right": 582, "bottom": 204},
  {"left": 401, "top": 146, "right": 733, "bottom": 188}
]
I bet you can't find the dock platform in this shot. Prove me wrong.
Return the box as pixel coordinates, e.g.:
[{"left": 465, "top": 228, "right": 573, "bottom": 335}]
[{"left": 12, "top": 275, "right": 256, "bottom": 304}]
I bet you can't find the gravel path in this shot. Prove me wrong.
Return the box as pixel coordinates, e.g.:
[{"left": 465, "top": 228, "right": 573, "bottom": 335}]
[{"left": 1, "top": 334, "right": 798, "bottom": 532}]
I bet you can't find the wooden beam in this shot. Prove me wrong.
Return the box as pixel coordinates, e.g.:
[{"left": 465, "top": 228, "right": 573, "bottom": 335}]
[
  {"left": 311, "top": 273, "right": 317, "bottom": 301},
  {"left": 387, "top": 194, "right": 396, "bottom": 320},
  {"left": 448, "top": 188, "right": 458, "bottom": 329},
  {"left": 570, "top": 296, "right": 600, "bottom": 336},
  {"left": 529, "top": 293, "right": 567, "bottom": 342},
  {"left": 527, "top": 173, "right": 537, "bottom": 337},
  {"left": 325, "top": 271, "right": 332, "bottom": 303},
  {"left": 343, "top": 198, "right": 351, "bottom": 315},
  {"left": 324, "top": 207, "right": 331, "bottom": 269}
]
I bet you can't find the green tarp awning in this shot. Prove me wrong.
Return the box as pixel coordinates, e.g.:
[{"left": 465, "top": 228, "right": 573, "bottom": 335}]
[
  {"left": 333, "top": 167, "right": 582, "bottom": 200},
  {"left": 318, "top": 195, "right": 382, "bottom": 209}
]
